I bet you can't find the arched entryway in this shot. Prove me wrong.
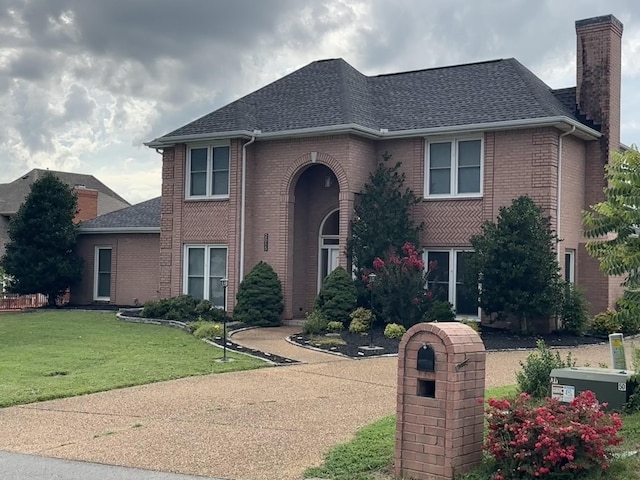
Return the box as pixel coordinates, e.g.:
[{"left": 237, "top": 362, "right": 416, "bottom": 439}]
[
  {"left": 318, "top": 209, "right": 339, "bottom": 292},
  {"left": 291, "top": 164, "right": 339, "bottom": 316}
]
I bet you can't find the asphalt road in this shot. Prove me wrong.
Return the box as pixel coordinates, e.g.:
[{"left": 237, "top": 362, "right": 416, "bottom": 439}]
[{"left": 0, "top": 452, "right": 220, "bottom": 480}]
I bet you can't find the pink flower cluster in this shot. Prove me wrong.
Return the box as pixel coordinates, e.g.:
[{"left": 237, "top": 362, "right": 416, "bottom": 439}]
[
  {"left": 485, "top": 391, "right": 622, "bottom": 479},
  {"left": 371, "top": 242, "right": 424, "bottom": 275}
]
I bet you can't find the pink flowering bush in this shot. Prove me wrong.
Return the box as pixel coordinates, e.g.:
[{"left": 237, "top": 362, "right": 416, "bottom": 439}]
[
  {"left": 362, "top": 242, "right": 452, "bottom": 327},
  {"left": 485, "top": 391, "right": 623, "bottom": 479}
]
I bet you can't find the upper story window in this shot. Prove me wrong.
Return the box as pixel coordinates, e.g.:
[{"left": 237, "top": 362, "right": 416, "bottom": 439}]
[
  {"left": 425, "top": 137, "right": 483, "bottom": 198},
  {"left": 187, "top": 144, "right": 230, "bottom": 199}
]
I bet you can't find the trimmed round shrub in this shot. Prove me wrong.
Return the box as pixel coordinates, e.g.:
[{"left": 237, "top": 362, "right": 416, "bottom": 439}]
[
  {"left": 424, "top": 300, "right": 455, "bottom": 322},
  {"left": 314, "top": 267, "right": 358, "bottom": 323},
  {"left": 384, "top": 323, "right": 406, "bottom": 340},
  {"left": 326, "top": 321, "right": 344, "bottom": 332},
  {"left": 589, "top": 309, "right": 622, "bottom": 337},
  {"left": 349, "top": 307, "right": 374, "bottom": 334},
  {"left": 193, "top": 322, "right": 224, "bottom": 339},
  {"left": 234, "top": 261, "right": 284, "bottom": 327},
  {"left": 302, "top": 310, "right": 328, "bottom": 335}
]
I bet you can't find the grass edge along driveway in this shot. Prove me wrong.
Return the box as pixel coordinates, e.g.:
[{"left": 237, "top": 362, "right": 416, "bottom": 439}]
[{"left": 0, "top": 310, "right": 266, "bottom": 408}]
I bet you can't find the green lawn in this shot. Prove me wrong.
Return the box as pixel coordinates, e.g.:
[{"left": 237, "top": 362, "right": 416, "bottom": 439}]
[
  {"left": 305, "top": 385, "right": 640, "bottom": 480},
  {"left": 0, "top": 310, "right": 266, "bottom": 407}
]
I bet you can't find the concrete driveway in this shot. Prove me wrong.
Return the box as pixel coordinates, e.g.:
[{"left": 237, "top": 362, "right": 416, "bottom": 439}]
[{"left": 0, "top": 327, "right": 625, "bottom": 480}]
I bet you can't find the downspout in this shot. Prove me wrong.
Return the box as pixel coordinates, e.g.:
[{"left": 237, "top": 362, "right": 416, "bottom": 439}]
[
  {"left": 557, "top": 126, "right": 576, "bottom": 264},
  {"left": 556, "top": 125, "right": 575, "bottom": 331},
  {"left": 240, "top": 136, "right": 256, "bottom": 281}
]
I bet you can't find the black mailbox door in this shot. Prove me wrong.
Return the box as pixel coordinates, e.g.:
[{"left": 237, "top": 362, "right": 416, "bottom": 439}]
[{"left": 417, "top": 344, "right": 435, "bottom": 372}]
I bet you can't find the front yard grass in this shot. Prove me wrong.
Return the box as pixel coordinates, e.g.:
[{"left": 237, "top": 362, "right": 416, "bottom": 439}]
[
  {"left": 304, "top": 385, "right": 640, "bottom": 480},
  {"left": 0, "top": 310, "right": 266, "bottom": 407}
]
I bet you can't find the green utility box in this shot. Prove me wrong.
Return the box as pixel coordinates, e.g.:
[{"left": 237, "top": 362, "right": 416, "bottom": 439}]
[{"left": 549, "top": 367, "right": 636, "bottom": 411}]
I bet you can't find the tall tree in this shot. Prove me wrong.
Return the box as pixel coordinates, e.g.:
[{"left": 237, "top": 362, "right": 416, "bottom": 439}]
[
  {"left": 347, "top": 152, "right": 423, "bottom": 274},
  {"left": 1, "top": 173, "right": 83, "bottom": 306},
  {"left": 466, "top": 196, "right": 562, "bottom": 332},
  {"left": 584, "top": 146, "right": 640, "bottom": 326}
]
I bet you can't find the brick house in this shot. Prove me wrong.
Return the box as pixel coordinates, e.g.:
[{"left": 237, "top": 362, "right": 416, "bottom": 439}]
[
  {"left": 82, "top": 15, "right": 623, "bottom": 323},
  {"left": 73, "top": 197, "right": 160, "bottom": 305}
]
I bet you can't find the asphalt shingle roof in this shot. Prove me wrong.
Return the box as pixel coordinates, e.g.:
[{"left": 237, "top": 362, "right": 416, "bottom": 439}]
[
  {"left": 0, "top": 169, "right": 130, "bottom": 215},
  {"left": 79, "top": 197, "right": 161, "bottom": 230},
  {"left": 157, "top": 58, "right": 581, "bottom": 140}
]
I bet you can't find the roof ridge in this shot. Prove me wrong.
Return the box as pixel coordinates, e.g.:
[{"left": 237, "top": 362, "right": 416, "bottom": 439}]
[{"left": 372, "top": 58, "right": 506, "bottom": 78}]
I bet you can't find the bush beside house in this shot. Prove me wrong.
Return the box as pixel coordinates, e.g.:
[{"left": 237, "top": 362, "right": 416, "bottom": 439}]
[{"left": 234, "top": 261, "right": 284, "bottom": 327}]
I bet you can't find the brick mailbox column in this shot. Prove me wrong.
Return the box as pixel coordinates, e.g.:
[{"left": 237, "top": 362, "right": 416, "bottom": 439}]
[{"left": 395, "top": 322, "right": 486, "bottom": 480}]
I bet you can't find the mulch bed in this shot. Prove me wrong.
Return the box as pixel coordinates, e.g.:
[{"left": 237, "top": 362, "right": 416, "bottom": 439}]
[
  {"left": 208, "top": 335, "right": 301, "bottom": 365},
  {"left": 290, "top": 324, "right": 608, "bottom": 358}
]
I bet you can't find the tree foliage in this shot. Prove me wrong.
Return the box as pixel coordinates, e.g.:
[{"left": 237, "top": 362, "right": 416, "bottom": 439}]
[
  {"left": 584, "top": 146, "right": 640, "bottom": 326},
  {"left": 314, "top": 267, "right": 357, "bottom": 323},
  {"left": 466, "top": 196, "right": 562, "bottom": 332},
  {"left": 347, "top": 152, "right": 423, "bottom": 275},
  {"left": 233, "top": 261, "right": 284, "bottom": 326},
  {"left": 1, "top": 173, "right": 83, "bottom": 305}
]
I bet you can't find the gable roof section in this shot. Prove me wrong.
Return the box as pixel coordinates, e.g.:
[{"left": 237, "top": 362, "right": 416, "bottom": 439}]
[
  {"left": 0, "top": 169, "right": 130, "bottom": 216},
  {"left": 79, "top": 196, "right": 160, "bottom": 233},
  {"left": 148, "top": 58, "right": 599, "bottom": 145}
]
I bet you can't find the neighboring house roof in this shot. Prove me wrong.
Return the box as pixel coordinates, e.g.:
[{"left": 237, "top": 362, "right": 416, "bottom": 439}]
[
  {"left": 0, "top": 169, "right": 130, "bottom": 216},
  {"left": 148, "top": 58, "right": 600, "bottom": 146},
  {"left": 79, "top": 197, "right": 161, "bottom": 233}
]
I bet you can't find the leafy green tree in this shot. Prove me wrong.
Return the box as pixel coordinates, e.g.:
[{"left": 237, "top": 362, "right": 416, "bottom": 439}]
[
  {"left": 1, "top": 173, "right": 83, "bottom": 306},
  {"left": 233, "top": 261, "right": 284, "bottom": 326},
  {"left": 584, "top": 146, "right": 640, "bottom": 328},
  {"left": 465, "top": 196, "right": 562, "bottom": 333},
  {"left": 314, "top": 267, "right": 357, "bottom": 322},
  {"left": 347, "top": 152, "right": 423, "bottom": 275}
]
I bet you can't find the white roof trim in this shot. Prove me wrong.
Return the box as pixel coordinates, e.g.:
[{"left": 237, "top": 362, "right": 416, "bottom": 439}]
[
  {"left": 79, "top": 227, "right": 160, "bottom": 234},
  {"left": 145, "top": 116, "right": 600, "bottom": 147}
]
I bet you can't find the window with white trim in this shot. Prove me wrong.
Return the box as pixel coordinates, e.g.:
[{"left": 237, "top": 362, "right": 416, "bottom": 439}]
[
  {"left": 187, "top": 144, "right": 230, "bottom": 199},
  {"left": 425, "top": 138, "right": 483, "bottom": 197},
  {"left": 184, "top": 245, "right": 228, "bottom": 308},
  {"left": 425, "top": 249, "right": 478, "bottom": 317},
  {"left": 94, "top": 247, "right": 112, "bottom": 301},
  {"left": 564, "top": 249, "right": 576, "bottom": 283}
]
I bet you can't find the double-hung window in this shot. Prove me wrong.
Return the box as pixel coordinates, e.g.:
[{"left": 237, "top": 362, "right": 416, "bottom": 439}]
[
  {"left": 425, "top": 249, "right": 478, "bottom": 317},
  {"left": 426, "top": 137, "right": 482, "bottom": 197},
  {"left": 187, "top": 144, "right": 230, "bottom": 199},
  {"left": 184, "top": 245, "right": 228, "bottom": 308},
  {"left": 94, "top": 247, "right": 112, "bottom": 301}
]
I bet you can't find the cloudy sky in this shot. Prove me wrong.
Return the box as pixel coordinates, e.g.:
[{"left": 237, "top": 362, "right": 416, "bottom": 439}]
[{"left": 1, "top": 1, "right": 639, "bottom": 204}]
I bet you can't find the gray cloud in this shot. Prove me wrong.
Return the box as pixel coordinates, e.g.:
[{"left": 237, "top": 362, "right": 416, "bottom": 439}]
[{"left": 0, "top": 0, "right": 639, "bottom": 203}]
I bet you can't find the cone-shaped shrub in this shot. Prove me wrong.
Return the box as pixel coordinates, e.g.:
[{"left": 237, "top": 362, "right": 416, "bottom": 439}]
[
  {"left": 234, "top": 261, "right": 284, "bottom": 326},
  {"left": 314, "top": 267, "right": 358, "bottom": 323}
]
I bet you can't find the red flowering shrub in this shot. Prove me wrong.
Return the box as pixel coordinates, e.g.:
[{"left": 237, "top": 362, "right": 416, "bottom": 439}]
[
  {"left": 485, "top": 391, "right": 623, "bottom": 479},
  {"left": 362, "top": 242, "right": 453, "bottom": 327}
]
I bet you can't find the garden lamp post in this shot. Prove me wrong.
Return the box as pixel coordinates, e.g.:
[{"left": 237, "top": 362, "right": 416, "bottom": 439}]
[
  {"left": 368, "top": 273, "right": 377, "bottom": 347},
  {"left": 220, "top": 277, "right": 229, "bottom": 362}
]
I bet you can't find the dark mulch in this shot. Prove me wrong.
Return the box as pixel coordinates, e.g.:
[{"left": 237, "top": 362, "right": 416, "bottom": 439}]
[
  {"left": 290, "top": 324, "right": 607, "bottom": 358},
  {"left": 208, "top": 335, "right": 301, "bottom": 365}
]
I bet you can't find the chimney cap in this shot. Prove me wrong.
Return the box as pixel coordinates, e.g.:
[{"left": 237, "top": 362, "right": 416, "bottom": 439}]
[{"left": 576, "top": 14, "right": 623, "bottom": 33}]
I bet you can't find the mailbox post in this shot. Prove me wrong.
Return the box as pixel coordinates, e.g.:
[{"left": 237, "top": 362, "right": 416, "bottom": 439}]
[{"left": 395, "top": 322, "right": 486, "bottom": 480}]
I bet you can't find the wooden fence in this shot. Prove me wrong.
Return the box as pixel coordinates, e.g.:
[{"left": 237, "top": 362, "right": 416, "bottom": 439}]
[{"left": 0, "top": 293, "right": 49, "bottom": 311}]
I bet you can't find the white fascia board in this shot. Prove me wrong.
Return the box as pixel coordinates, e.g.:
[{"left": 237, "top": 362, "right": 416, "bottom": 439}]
[
  {"left": 79, "top": 227, "right": 160, "bottom": 234},
  {"left": 144, "top": 116, "right": 600, "bottom": 148}
]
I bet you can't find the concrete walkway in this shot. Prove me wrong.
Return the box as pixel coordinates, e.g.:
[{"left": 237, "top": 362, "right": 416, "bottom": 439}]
[{"left": 0, "top": 327, "right": 628, "bottom": 480}]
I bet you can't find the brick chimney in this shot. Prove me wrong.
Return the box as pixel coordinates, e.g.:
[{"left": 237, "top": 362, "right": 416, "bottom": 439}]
[
  {"left": 74, "top": 186, "right": 99, "bottom": 223},
  {"left": 576, "top": 14, "right": 623, "bottom": 156},
  {"left": 575, "top": 15, "right": 625, "bottom": 316}
]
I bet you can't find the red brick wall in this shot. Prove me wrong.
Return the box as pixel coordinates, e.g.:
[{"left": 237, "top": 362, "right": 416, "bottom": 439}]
[
  {"left": 74, "top": 188, "right": 98, "bottom": 223},
  {"left": 73, "top": 233, "right": 160, "bottom": 305}
]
